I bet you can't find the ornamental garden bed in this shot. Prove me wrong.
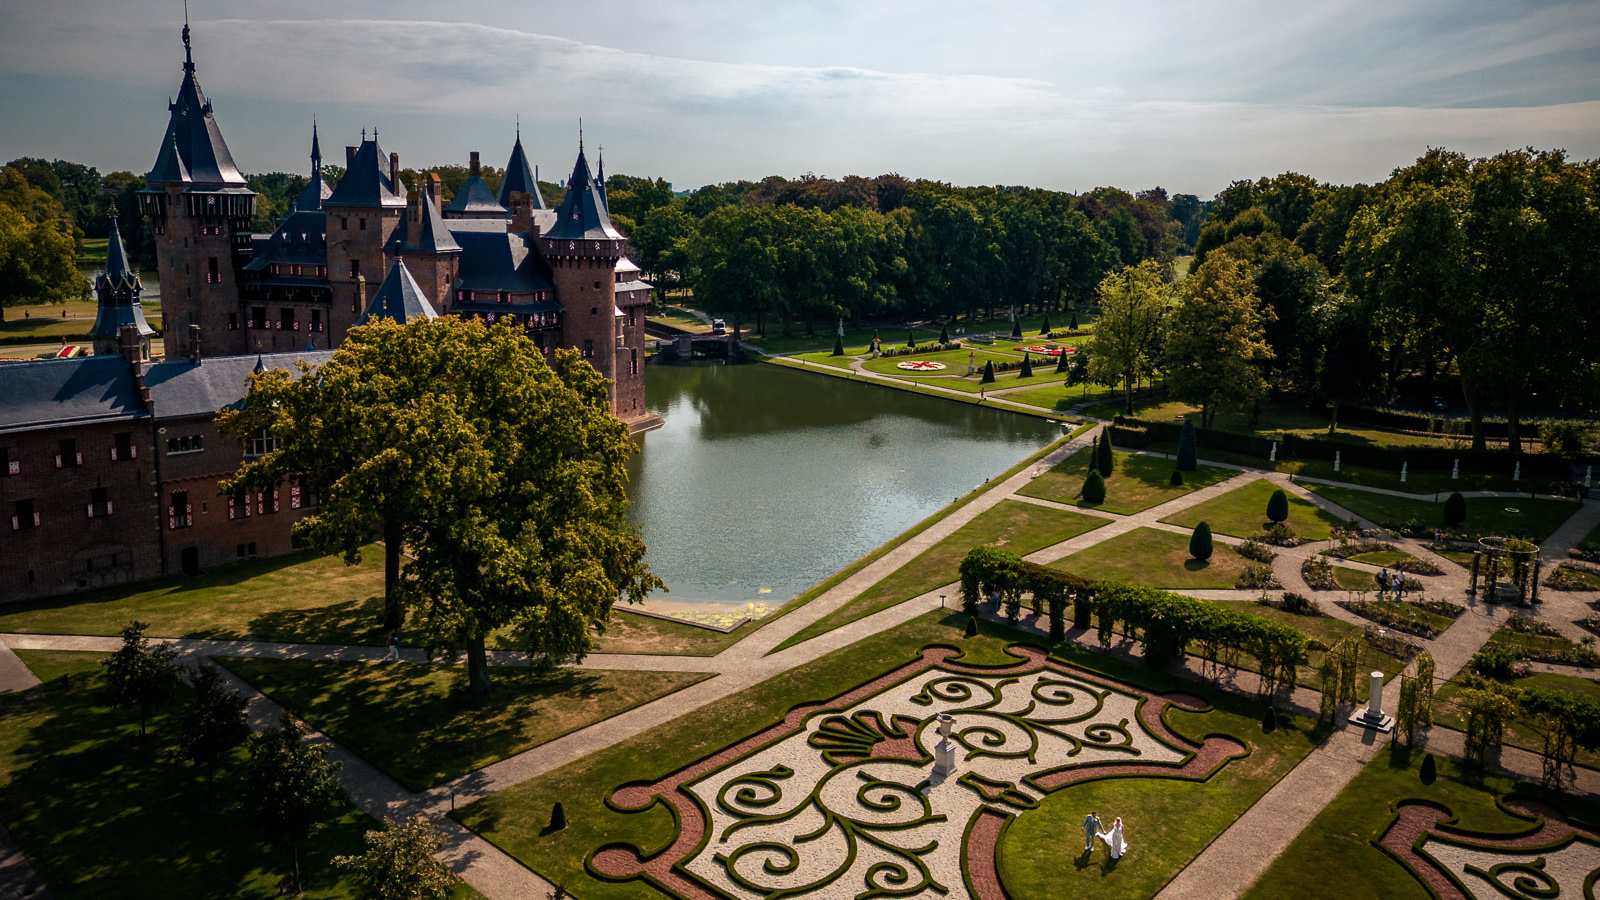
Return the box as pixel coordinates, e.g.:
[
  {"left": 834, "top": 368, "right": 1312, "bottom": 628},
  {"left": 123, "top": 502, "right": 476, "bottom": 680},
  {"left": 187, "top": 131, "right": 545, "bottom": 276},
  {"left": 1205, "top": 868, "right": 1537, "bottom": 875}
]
[
  {"left": 1339, "top": 599, "right": 1460, "bottom": 639},
  {"left": 453, "top": 611, "right": 1324, "bottom": 900}
]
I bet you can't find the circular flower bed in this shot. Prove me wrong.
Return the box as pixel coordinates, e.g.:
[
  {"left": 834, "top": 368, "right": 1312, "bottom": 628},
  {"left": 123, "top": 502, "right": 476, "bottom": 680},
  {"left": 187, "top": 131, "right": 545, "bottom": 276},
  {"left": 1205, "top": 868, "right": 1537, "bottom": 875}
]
[
  {"left": 1013, "top": 345, "right": 1076, "bottom": 356},
  {"left": 896, "top": 360, "right": 946, "bottom": 371}
]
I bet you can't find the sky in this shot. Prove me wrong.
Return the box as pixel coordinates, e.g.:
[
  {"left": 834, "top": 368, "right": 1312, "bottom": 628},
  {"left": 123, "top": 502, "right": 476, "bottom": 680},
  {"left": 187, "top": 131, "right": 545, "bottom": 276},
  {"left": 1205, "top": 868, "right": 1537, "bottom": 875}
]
[{"left": 1, "top": 0, "right": 1597, "bottom": 198}]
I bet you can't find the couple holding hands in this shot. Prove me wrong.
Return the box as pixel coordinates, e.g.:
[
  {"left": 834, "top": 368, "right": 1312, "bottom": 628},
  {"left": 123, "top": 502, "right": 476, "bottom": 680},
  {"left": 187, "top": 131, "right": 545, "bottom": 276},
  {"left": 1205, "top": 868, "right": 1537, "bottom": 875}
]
[{"left": 1083, "top": 811, "right": 1129, "bottom": 860}]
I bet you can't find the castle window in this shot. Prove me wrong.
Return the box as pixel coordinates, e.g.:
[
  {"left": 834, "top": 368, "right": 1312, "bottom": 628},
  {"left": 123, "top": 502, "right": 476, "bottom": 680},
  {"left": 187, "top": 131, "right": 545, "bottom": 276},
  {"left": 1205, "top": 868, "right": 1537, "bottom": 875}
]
[
  {"left": 311, "top": 310, "right": 323, "bottom": 333},
  {"left": 350, "top": 259, "right": 361, "bottom": 279},
  {"left": 271, "top": 264, "right": 281, "bottom": 275},
  {"left": 229, "top": 312, "right": 239, "bottom": 331},
  {"left": 583, "top": 340, "right": 594, "bottom": 359},
  {"left": 591, "top": 307, "right": 598, "bottom": 316},
  {"left": 359, "top": 218, "right": 367, "bottom": 231},
  {"left": 250, "top": 306, "right": 267, "bottom": 329},
  {"left": 112, "top": 432, "right": 134, "bottom": 461},
  {"left": 169, "top": 491, "right": 191, "bottom": 529},
  {"left": 340, "top": 217, "right": 348, "bottom": 230},
  {"left": 499, "top": 291, "right": 508, "bottom": 303},
  {"left": 207, "top": 258, "right": 220, "bottom": 284},
  {"left": 55, "top": 439, "right": 81, "bottom": 468},
  {"left": 280, "top": 309, "right": 296, "bottom": 331},
  {"left": 1, "top": 446, "right": 15, "bottom": 476},
  {"left": 87, "top": 487, "right": 111, "bottom": 519},
  {"left": 594, "top": 281, "right": 602, "bottom": 290},
  {"left": 246, "top": 432, "right": 277, "bottom": 458},
  {"left": 293, "top": 264, "right": 303, "bottom": 276},
  {"left": 12, "top": 499, "right": 39, "bottom": 531},
  {"left": 630, "top": 348, "right": 639, "bottom": 375}
]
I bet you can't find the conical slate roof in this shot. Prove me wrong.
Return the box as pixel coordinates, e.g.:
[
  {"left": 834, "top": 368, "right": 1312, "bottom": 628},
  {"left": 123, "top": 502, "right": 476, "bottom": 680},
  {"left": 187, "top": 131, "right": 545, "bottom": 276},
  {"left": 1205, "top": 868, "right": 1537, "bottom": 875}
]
[
  {"left": 388, "top": 196, "right": 461, "bottom": 254},
  {"left": 545, "top": 144, "right": 623, "bottom": 241},
  {"left": 90, "top": 217, "right": 154, "bottom": 342},
  {"left": 498, "top": 130, "right": 546, "bottom": 209},
  {"left": 355, "top": 259, "right": 438, "bottom": 326},
  {"left": 146, "top": 24, "right": 246, "bottom": 185}
]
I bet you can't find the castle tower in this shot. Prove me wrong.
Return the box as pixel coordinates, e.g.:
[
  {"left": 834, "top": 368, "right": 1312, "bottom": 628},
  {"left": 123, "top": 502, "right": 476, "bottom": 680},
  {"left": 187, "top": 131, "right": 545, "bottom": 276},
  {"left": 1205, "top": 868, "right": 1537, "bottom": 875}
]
[
  {"left": 541, "top": 138, "right": 645, "bottom": 415},
  {"left": 137, "top": 21, "right": 255, "bottom": 360},
  {"left": 389, "top": 174, "right": 461, "bottom": 311},
  {"left": 89, "top": 212, "right": 155, "bottom": 359},
  {"left": 322, "top": 133, "right": 407, "bottom": 346}
]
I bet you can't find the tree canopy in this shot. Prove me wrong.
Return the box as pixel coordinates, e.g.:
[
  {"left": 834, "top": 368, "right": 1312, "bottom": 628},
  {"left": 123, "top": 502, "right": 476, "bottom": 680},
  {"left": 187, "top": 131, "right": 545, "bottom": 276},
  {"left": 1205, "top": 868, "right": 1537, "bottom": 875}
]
[{"left": 219, "top": 317, "right": 661, "bottom": 694}]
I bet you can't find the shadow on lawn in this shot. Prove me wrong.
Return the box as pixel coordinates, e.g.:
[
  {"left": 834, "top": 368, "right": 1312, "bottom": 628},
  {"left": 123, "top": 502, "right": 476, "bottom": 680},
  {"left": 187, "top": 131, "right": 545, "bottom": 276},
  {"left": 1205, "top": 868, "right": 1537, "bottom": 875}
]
[
  {"left": 1, "top": 671, "right": 365, "bottom": 899},
  {"left": 237, "top": 595, "right": 389, "bottom": 645}
]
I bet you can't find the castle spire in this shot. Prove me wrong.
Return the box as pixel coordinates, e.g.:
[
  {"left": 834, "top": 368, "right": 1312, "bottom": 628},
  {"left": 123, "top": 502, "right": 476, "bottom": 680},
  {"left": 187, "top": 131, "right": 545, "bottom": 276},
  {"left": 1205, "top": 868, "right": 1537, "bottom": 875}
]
[
  {"left": 145, "top": 16, "right": 246, "bottom": 185},
  {"left": 499, "top": 125, "right": 545, "bottom": 210},
  {"left": 310, "top": 118, "right": 322, "bottom": 173},
  {"left": 182, "top": 1, "right": 193, "bottom": 72}
]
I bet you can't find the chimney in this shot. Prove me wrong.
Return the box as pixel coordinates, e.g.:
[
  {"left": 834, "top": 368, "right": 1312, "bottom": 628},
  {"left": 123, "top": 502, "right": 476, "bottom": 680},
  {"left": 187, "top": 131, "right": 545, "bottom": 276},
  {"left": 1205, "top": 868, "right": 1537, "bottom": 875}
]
[
  {"left": 187, "top": 324, "right": 202, "bottom": 365},
  {"left": 426, "top": 172, "right": 443, "bottom": 213},
  {"left": 390, "top": 152, "right": 400, "bottom": 193},
  {"left": 346, "top": 146, "right": 357, "bottom": 168},
  {"left": 469, "top": 151, "right": 480, "bottom": 177},
  {"left": 510, "top": 193, "right": 533, "bottom": 236},
  {"left": 118, "top": 324, "right": 141, "bottom": 364}
]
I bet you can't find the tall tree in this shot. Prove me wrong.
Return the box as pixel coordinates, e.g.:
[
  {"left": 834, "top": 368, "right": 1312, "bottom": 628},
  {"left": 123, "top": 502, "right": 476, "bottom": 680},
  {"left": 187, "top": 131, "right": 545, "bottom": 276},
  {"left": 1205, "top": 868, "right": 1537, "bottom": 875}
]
[
  {"left": 334, "top": 816, "right": 456, "bottom": 900},
  {"left": 221, "top": 318, "right": 661, "bottom": 694},
  {"left": 1165, "top": 255, "right": 1274, "bottom": 428},
  {"left": 100, "top": 620, "right": 182, "bottom": 738},
  {"left": 177, "top": 662, "right": 251, "bottom": 795},
  {"left": 241, "top": 713, "right": 344, "bottom": 894},
  {"left": 1087, "top": 261, "right": 1170, "bottom": 414}
]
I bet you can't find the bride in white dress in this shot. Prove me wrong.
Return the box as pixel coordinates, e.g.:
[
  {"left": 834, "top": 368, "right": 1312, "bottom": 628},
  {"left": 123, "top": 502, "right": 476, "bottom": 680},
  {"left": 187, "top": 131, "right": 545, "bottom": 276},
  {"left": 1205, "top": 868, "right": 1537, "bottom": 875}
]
[{"left": 1100, "top": 817, "right": 1128, "bottom": 859}]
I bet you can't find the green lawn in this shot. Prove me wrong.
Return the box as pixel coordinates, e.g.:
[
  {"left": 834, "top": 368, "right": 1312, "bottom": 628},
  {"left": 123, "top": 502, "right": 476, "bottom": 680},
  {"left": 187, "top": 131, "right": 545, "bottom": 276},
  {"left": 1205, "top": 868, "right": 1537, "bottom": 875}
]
[
  {"left": 1307, "top": 484, "right": 1580, "bottom": 541},
  {"left": 1002, "top": 381, "right": 1126, "bottom": 414},
  {"left": 1242, "top": 747, "right": 1600, "bottom": 900},
  {"left": 774, "top": 499, "right": 1108, "bottom": 651},
  {"left": 593, "top": 607, "right": 751, "bottom": 656},
  {"left": 790, "top": 348, "right": 866, "bottom": 370},
  {"left": 1162, "top": 479, "right": 1344, "bottom": 541},
  {"left": 858, "top": 346, "right": 1026, "bottom": 377},
  {"left": 456, "top": 609, "right": 1323, "bottom": 900},
  {"left": 0, "top": 547, "right": 740, "bottom": 657},
  {"left": 1018, "top": 447, "right": 1237, "bottom": 514},
  {"left": 219, "top": 657, "right": 712, "bottom": 792},
  {"left": 1333, "top": 564, "right": 1378, "bottom": 592},
  {"left": 1347, "top": 549, "right": 1413, "bottom": 566},
  {"left": 0, "top": 651, "right": 480, "bottom": 899},
  {"left": 0, "top": 547, "right": 393, "bottom": 645},
  {"left": 1106, "top": 397, "right": 1483, "bottom": 454},
  {"left": 1051, "top": 527, "right": 1253, "bottom": 589}
]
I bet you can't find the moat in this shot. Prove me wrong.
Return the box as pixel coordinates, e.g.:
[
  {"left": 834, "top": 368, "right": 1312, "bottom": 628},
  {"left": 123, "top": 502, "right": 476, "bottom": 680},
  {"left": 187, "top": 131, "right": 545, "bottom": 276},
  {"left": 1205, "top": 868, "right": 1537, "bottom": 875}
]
[{"left": 625, "top": 361, "right": 1061, "bottom": 616}]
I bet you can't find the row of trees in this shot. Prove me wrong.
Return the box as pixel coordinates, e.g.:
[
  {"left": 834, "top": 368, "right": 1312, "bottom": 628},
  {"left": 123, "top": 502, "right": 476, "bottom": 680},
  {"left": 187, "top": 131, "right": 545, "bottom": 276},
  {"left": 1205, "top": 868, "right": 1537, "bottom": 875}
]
[{"left": 99, "top": 621, "right": 456, "bottom": 897}]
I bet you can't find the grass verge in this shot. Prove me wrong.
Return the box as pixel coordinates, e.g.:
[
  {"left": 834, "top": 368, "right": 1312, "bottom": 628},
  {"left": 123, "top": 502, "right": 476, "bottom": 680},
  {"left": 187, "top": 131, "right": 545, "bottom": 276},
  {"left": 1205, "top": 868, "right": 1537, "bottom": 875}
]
[
  {"left": 1052, "top": 528, "right": 1253, "bottom": 589},
  {"left": 1018, "top": 447, "right": 1236, "bottom": 514},
  {"left": 1306, "top": 484, "right": 1579, "bottom": 542},
  {"left": 218, "top": 657, "right": 713, "bottom": 792},
  {"left": 1162, "top": 479, "right": 1343, "bottom": 541}
]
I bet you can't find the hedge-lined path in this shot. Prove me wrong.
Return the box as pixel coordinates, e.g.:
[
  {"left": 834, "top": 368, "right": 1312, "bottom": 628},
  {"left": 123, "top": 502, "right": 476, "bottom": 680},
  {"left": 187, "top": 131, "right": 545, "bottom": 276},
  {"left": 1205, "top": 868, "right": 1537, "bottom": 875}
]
[{"left": 4, "top": 437, "right": 1597, "bottom": 900}]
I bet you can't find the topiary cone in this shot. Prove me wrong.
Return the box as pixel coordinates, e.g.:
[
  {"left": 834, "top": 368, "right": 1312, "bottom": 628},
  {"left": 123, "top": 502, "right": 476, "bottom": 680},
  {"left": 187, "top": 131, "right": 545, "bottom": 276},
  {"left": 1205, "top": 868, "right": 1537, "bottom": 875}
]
[
  {"left": 1096, "top": 430, "right": 1114, "bottom": 476},
  {"left": 1055, "top": 351, "right": 1069, "bottom": 373},
  {"left": 1041, "top": 315, "right": 1051, "bottom": 335},
  {"left": 832, "top": 334, "right": 845, "bottom": 356},
  {"left": 1069, "top": 311, "right": 1078, "bottom": 331},
  {"left": 1190, "top": 522, "right": 1214, "bottom": 561},
  {"left": 1266, "top": 488, "right": 1289, "bottom": 524},
  {"left": 981, "top": 361, "right": 995, "bottom": 384},
  {"left": 1169, "top": 470, "right": 1183, "bottom": 486},
  {"left": 939, "top": 324, "right": 950, "bottom": 344},
  {"left": 965, "top": 615, "right": 979, "bottom": 637},
  {"left": 1444, "top": 492, "right": 1467, "bottom": 528},
  {"left": 1020, "top": 353, "right": 1034, "bottom": 378},
  {"left": 1176, "top": 420, "right": 1198, "bottom": 472},
  {"left": 1082, "top": 469, "right": 1107, "bottom": 504},
  {"left": 1419, "top": 752, "right": 1437, "bottom": 784},
  {"left": 908, "top": 330, "right": 916, "bottom": 348},
  {"left": 1011, "top": 319, "right": 1023, "bottom": 339},
  {"left": 1262, "top": 706, "right": 1278, "bottom": 732},
  {"left": 549, "top": 802, "right": 567, "bottom": 831}
]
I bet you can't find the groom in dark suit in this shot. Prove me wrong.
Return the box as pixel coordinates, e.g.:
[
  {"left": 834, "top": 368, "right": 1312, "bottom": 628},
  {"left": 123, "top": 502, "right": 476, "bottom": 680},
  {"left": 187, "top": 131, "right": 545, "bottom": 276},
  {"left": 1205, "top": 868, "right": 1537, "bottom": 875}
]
[{"left": 1084, "top": 811, "right": 1102, "bottom": 854}]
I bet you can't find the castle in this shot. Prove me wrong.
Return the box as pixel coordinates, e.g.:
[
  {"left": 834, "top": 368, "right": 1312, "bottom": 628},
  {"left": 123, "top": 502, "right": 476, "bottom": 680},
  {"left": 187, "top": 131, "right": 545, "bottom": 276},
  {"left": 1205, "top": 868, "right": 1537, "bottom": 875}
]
[
  {"left": 131, "top": 21, "right": 652, "bottom": 424},
  {"left": 0, "top": 24, "right": 655, "bottom": 603}
]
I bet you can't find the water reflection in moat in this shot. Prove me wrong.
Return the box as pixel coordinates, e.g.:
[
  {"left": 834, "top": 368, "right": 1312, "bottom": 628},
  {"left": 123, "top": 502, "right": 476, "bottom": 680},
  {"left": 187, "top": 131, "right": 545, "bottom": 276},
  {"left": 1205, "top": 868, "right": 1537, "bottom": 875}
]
[{"left": 624, "top": 362, "right": 1061, "bottom": 616}]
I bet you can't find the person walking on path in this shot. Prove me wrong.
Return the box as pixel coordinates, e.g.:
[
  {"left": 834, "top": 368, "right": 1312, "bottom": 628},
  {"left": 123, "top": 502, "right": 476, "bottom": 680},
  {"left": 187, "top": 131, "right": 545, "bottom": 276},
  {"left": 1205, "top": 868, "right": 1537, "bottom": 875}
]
[
  {"left": 384, "top": 632, "right": 400, "bottom": 661},
  {"left": 1084, "top": 811, "right": 1103, "bottom": 855},
  {"left": 1378, "top": 569, "right": 1390, "bottom": 599},
  {"left": 1394, "top": 571, "right": 1406, "bottom": 598}
]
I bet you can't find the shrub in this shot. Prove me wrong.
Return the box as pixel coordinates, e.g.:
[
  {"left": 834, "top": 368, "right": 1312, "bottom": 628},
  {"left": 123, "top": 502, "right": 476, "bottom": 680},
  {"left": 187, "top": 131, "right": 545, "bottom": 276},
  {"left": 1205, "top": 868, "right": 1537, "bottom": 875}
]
[
  {"left": 1236, "top": 563, "right": 1279, "bottom": 590},
  {"left": 1011, "top": 319, "right": 1023, "bottom": 339},
  {"left": 1176, "top": 420, "right": 1198, "bottom": 471},
  {"left": 1281, "top": 592, "right": 1316, "bottom": 615},
  {"left": 832, "top": 334, "right": 844, "bottom": 356},
  {"left": 1237, "top": 540, "right": 1275, "bottom": 563},
  {"left": 1055, "top": 351, "right": 1070, "bottom": 373},
  {"left": 1257, "top": 522, "right": 1301, "bottom": 547},
  {"left": 980, "top": 361, "right": 995, "bottom": 384},
  {"left": 1266, "top": 489, "right": 1289, "bottom": 524},
  {"left": 1302, "top": 556, "right": 1337, "bottom": 590},
  {"left": 1096, "top": 430, "right": 1114, "bottom": 476},
  {"left": 1082, "top": 470, "right": 1107, "bottom": 504},
  {"left": 1392, "top": 557, "right": 1444, "bottom": 576},
  {"left": 1020, "top": 354, "right": 1034, "bottom": 377},
  {"left": 1190, "top": 522, "right": 1214, "bottom": 561},
  {"left": 1262, "top": 706, "right": 1278, "bottom": 732},
  {"left": 1169, "top": 470, "right": 1183, "bottom": 486},
  {"left": 1041, "top": 315, "right": 1052, "bottom": 335},
  {"left": 1419, "top": 752, "right": 1437, "bottom": 784},
  {"left": 907, "top": 331, "right": 916, "bottom": 348},
  {"left": 549, "top": 802, "right": 567, "bottom": 831},
  {"left": 1506, "top": 612, "right": 1560, "bottom": 636},
  {"left": 965, "top": 615, "right": 979, "bottom": 637},
  {"left": 1069, "top": 311, "right": 1079, "bottom": 330},
  {"left": 1470, "top": 646, "right": 1522, "bottom": 681},
  {"left": 1444, "top": 492, "right": 1467, "bottom": 527},
  {"left": 939, "top": 324, "right": 949, "bottom": 344}
]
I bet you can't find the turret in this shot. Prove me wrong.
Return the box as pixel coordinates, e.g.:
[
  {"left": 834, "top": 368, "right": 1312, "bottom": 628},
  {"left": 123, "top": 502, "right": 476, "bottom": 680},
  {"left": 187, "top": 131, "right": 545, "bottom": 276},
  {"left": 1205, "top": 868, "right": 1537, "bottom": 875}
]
[
  {"left": 137, "top": 20, "right": 256, "bottom": 360},
  {"left": 89, "top": 211, "right": 154, "bottom": 360},
  {"left": 542, "top": 135, "right": 628, "bottom": 407},
  {"left": 499, "top": 124, "right": 546, "bottom": 211}
]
